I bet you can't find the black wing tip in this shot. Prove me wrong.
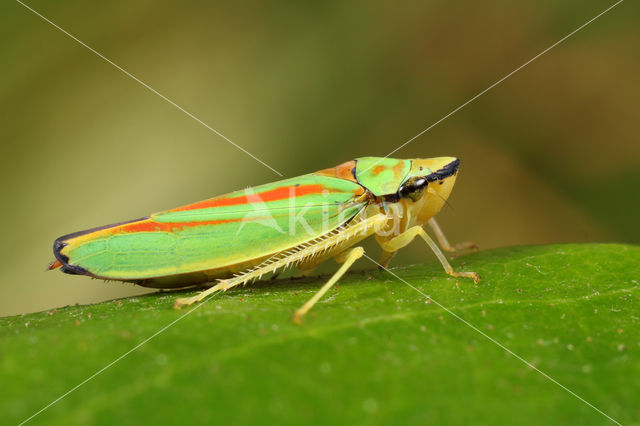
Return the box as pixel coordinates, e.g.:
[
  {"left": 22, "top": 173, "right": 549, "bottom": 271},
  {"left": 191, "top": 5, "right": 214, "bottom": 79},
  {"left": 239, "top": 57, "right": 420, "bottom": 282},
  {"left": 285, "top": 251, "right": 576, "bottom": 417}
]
[
  {"left": 52, "top": 238, "right": 69, "bottom": 265},
  {"left": 51, "top": 216, "right": 148, "bottom": 277},
  {"left": 52, "top": 237, "right": 90, "bottom": 276}
]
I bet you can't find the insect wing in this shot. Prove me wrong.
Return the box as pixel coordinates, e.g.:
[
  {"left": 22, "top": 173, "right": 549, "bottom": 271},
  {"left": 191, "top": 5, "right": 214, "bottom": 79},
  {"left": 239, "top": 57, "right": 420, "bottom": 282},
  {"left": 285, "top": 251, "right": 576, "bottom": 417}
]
[{"left": 55, "top": 174, "right": 366, "bottom": 280}]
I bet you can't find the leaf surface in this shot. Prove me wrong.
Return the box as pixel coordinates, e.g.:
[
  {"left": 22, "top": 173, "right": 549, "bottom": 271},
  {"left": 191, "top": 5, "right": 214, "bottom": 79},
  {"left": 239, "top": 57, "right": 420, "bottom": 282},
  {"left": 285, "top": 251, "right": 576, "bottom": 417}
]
[{"left": 2, "top": 244, "right": 638, "bottom": 425}]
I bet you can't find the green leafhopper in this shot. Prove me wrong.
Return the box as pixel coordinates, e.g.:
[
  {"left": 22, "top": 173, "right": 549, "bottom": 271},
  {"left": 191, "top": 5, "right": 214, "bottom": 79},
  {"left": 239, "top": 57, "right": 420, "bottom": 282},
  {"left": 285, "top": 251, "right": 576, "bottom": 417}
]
[{"left": 50, "top": 157, "right": 478, "bottom": 322}]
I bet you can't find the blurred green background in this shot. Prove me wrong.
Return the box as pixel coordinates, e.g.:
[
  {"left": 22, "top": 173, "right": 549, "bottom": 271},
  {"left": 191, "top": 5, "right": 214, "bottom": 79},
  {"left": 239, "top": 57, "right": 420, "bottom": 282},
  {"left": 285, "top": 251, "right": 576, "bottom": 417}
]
[{"left": 1, "top": 0, "right": 638, "bottom": 317}]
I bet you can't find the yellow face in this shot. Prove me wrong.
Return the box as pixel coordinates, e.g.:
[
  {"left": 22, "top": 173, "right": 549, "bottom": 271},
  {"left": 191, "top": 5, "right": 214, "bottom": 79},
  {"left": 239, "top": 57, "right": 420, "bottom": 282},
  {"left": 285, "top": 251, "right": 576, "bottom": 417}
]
[{"left": 385, "top": 157, "right": 459, "bottom": 231}]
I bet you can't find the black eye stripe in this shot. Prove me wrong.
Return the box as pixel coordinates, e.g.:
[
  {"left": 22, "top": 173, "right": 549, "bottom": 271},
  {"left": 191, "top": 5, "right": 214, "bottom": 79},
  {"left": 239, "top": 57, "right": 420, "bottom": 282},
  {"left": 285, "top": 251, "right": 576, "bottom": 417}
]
[
  {"left": 428, "top": 158, "right": 459, "bottom": 181},
  {"left": 390, "top": 159, "right": 459, "bottom": 201}
]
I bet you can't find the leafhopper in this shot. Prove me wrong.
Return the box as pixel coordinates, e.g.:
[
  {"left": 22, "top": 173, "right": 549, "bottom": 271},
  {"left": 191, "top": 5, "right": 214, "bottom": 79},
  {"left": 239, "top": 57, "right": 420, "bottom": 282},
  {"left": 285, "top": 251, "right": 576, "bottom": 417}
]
[{"left": 50, "top": 157, "right": 478, "bottom": 322}]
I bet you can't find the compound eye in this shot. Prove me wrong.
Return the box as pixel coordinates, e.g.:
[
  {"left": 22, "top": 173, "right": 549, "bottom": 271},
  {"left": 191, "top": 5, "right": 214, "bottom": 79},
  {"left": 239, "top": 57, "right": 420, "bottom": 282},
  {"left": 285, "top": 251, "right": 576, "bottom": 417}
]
[
  {"left": 398, "top": 177, "right": 428, "bottom": 201},
  {"left": 407, "top": 186, "right": 425, "bottom": 202},
  {"left": 398, "top": 183, "right": 412, "bottom": 197}
]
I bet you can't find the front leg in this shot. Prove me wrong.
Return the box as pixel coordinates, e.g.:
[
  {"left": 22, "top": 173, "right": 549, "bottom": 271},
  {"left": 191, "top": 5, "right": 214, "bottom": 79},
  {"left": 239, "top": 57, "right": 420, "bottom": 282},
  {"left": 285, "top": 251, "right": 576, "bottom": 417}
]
[
  {"left": 379, "top": 225, "right": 479, "bottom": 283},
  {"left": 428, "top": 218, "right": 478, "bottom": 253}
]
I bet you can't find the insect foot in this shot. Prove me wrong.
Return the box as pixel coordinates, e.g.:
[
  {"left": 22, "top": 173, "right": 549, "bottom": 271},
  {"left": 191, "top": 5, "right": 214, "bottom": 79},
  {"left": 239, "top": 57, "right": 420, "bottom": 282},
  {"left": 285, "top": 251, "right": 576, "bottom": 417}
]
[
  {"left": 455, "top": 241, "right": 479, "bottom": 252},
  {"left": 449, "top": 271, "right": 480, "bottom": 284},
  {"left": 291, "top": 310, "right": 305, "bottom": 325},
  {"left": 173, "top": 295, "right": 199, "bottom": 309}
]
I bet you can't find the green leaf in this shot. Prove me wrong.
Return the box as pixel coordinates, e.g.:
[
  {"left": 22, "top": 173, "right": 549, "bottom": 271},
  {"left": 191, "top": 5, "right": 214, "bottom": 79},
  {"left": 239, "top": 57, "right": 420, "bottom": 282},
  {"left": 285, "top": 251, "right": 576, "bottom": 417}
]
[{"left": 2, "top": 244, "right": 638, "bottom": 425}]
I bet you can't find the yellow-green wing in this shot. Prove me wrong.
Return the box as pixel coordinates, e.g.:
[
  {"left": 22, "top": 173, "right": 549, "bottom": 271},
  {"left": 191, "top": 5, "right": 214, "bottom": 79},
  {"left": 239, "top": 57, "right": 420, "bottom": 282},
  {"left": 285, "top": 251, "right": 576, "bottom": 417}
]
[{"left": 53, "top": 174, "right": 366, "bottom": 283}]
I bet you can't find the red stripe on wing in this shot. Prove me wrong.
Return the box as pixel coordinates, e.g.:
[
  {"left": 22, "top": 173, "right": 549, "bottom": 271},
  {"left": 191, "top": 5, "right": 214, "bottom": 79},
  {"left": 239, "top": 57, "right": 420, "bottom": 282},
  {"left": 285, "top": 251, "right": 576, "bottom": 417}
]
[
  {"left": 169, "top": 184, "right": 326, "bottom": 212},
  {"left": 119, "top": 217, "right": 249, "bottom": 233}
]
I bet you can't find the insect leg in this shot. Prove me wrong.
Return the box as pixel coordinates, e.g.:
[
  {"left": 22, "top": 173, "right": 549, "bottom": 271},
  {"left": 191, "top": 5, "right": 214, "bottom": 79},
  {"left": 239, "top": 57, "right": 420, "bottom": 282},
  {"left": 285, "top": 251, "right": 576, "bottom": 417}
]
[
  {"left": 292, "top": 246, "right": 364, "bottom": 324},
  {"left": 378, "top": 250, "right": 397, "bottom": 269},
  {"left": 379, "top": 225, "right": 479, "bottom": 283},
  {"left": 174, "top": 214, "right": 387, "bottom": 310},
  {"left": 173, "top": 280, "right": 227, "bottom": 308},
  {"left": 427, "top": 218, "right": 478, "bottom": 253}
]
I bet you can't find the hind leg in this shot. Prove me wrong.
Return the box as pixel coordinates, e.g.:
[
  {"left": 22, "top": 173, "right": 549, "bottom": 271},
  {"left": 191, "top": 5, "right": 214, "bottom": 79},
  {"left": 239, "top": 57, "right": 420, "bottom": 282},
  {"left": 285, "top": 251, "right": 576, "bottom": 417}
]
[{"left": 292, "top": 246, "right": 364, "bottom": 324}]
